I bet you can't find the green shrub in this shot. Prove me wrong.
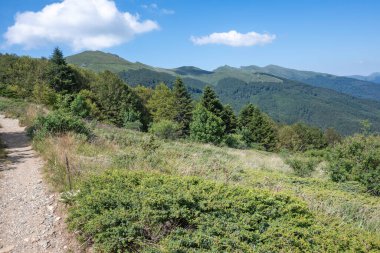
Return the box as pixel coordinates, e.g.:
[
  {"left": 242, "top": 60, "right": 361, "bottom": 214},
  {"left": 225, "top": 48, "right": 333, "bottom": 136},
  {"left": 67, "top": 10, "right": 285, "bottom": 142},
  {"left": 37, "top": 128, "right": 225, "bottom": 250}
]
[
  {"left": 70, "top": 94, "right": 91, "bottom": 118},
  {"left": 328, "top": 134, "right": 380, "bottom": 196},
  {"left": 67, "top": 170, "right": 380, "bottom": 253},
  {"left": 28, "top": 110, "right": 91, "bottom": 138},
  {"left": 149, "top": 120, "right": 181, "bottom": 140},
  {"left": 223, "top": 133, "right": 247, "bottom": 149},
  {"left": 286, "top": 156, "right": 319, "bottom": 177}
]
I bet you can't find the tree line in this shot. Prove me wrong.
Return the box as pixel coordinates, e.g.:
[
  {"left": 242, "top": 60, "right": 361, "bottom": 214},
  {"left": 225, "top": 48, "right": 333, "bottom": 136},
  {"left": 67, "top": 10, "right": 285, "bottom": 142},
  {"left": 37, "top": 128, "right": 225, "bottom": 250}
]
[{"left": 0, "top": 48, "right": 341, "bottom": 151}]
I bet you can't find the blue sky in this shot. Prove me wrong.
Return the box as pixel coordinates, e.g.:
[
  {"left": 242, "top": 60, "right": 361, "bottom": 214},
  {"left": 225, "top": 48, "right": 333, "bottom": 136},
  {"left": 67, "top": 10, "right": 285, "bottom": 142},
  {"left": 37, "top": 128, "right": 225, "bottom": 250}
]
[{"left": 1, "top": 0, "right": 379, "bottom": 76}]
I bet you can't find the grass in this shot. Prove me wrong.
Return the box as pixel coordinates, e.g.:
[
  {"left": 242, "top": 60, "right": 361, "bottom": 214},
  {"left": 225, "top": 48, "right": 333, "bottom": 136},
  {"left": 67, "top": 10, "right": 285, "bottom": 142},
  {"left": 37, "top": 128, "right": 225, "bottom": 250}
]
[
  {"left": 0, "top": 97, "right": 46, "bottom": 126},
  {"left": 1, "top": 96, "right": 380, "bottom": 250},
  {"left": 29, "top": 123, "right": 380, "bottom": 236}
]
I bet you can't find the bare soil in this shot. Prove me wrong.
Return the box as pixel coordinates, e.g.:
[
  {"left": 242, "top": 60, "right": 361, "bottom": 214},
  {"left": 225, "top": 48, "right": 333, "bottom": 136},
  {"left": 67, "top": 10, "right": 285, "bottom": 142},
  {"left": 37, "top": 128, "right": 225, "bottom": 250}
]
[{"left": 0, "top": 115, "right": 78, "bottom": 253}]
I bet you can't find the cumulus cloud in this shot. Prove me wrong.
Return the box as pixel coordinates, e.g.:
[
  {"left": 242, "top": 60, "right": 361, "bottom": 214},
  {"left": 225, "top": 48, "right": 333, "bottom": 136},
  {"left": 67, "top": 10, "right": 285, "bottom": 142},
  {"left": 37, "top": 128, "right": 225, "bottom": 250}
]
[
  {"left": 190, "top": 30, "right": 276, "bottom": 47},
  {"left": 4, "top": 0, "right": 159, "bottom": 51}
]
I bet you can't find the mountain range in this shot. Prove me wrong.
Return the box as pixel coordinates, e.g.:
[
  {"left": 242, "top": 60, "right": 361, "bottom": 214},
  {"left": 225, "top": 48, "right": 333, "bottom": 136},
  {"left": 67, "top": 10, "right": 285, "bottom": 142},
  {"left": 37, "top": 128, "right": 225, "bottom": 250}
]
[
  {"left": 67, "top": 51, "right": 380, "bottom": 134},
  {"left": 349, "top": 72, "right": 380, "bottom": 84}
]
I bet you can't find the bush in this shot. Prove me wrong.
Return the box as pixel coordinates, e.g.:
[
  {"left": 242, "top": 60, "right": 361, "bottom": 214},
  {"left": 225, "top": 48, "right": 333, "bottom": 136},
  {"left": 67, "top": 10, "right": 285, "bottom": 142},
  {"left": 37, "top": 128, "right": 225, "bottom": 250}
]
[
  {"left": 70, "top": 94, "right": 91, "bottom": 118},
  {"left": 286, "top": 156, "right": 319, "bottom": 177},
  {"left": 67, "top": 170, "right": 380, "bottom": 252},
  {"left": 328, "top": 134, "right": 380, "bottom": 196},
  {"left": 149, "top": 120, "right": 181, "bottom": 140},
  {"left": 278, "top": 123, "right": 327, "bottom": 152},
  {"left": 223, "top": 133, "right": 247, "bottom": 149},
  {"left": 28, "top": 110, "right": 91, "bottom": 138}
]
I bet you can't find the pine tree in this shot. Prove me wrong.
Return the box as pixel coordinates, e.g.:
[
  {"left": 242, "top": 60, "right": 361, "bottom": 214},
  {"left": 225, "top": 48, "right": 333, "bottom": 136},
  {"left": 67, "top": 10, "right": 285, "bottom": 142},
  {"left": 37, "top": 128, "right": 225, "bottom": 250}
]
[
  {"left": 173, "top": 77, "right": 193, "bottom": 135},
  {"left": 50, "top": 47, "right": 66, "bottom": 65},
  {"left": 220, "top": 104, "right": 237, "bottom": 134},
  {"left": 47, "top": 47, "right": 78, "bottom": 93},
  {"left": 190, "top": 104, "right": 225, "bottom": 144},
  {"left": 238, "top": 104, "right": 277, "bottom": 150},
  {"left": 147, "top": 83, "right": 176, "bottom": 122},
  {"left": 200, "top": 86, "right": 224, "bottom": 116}
]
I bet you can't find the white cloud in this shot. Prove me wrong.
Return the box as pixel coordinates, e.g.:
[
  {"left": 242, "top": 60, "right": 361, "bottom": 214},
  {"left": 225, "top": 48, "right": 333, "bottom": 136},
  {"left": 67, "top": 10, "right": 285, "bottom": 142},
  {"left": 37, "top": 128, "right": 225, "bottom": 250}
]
[
  {"left": 190, "top": 30, "right": 276, "bottom": 47},
  {"left": 4, "top": 0, "right": 159, "bottom": 51},
  {"left": 141, "top": 3, "right": 175, "bottom": 15}
]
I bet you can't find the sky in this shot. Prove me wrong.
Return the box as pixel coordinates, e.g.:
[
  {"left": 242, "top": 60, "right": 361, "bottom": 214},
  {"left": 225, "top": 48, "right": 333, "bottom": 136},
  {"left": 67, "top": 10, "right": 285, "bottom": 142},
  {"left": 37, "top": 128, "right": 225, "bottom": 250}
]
[{"left": 0, "top": 0, "right": 379, "bottom": 76}]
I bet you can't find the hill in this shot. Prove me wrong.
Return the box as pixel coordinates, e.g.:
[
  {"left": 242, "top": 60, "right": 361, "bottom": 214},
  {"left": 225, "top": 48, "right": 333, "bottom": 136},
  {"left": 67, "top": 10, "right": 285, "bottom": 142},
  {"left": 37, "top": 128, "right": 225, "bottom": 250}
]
[
  {"left": 350, "top": 72, "right": 380, "bottom": 84},
  {"left": 240, "top": 65, "right": 380, "bottom": 101},
  {"left": 67, "top": 51, "right": 380, "bottom": 134}
]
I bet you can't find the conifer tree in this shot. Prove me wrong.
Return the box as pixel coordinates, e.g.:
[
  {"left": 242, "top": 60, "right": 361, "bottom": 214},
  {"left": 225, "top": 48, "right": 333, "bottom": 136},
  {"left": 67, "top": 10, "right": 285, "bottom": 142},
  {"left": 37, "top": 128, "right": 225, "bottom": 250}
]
[
  {"left": 221, "top": 104, "right": 237, "bottom": 134},
  {"left": 47, "top": 47, "right": 78, "bottom": 93},
  {"left": 238, "top": 104, "right": 277, "bottom": 150},
  {"left": 50, "top": 47, "right": 66, "bottom": 65},
  {"left": 173, "top": 77, "right": 193, "bottom": 135},
  {"left": 200, "top": 86, "right": 224, "bottom": 117},
  {"left": 190, "top": 104, "right": 225, "bottom": 144}
]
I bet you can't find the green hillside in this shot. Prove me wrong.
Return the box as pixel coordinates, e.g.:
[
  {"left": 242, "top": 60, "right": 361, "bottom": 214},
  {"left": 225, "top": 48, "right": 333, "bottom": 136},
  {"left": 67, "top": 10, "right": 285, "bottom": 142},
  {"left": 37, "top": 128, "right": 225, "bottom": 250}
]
[
  {"left": 66, "top": 50, "right": 155, "bottom": 72},
  {"left": 66, "top": 51, "right": 380, "bottom": 134},
  {"left": 242, "top": 65, "right": 380, "bottom": 101},
  {"left": 215, "top": 77, "right": 380, "bottom": 135}
]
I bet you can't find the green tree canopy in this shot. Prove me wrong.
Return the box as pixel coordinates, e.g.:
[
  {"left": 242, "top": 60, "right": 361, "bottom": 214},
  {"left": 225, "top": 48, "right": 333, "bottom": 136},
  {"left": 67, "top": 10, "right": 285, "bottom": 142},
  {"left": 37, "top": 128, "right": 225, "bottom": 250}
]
[
  {"left": 220, "top": 104, "right": 237, "bottom": 134},
  {"left": 238, "top": 104, "right": 277, "bottom": 151},
  {"left": 190, "top": 104, "right": 225, "bottom": 144},
  {"left": 147, "top": 83, "right": 176, "bottom": 122},
  {"left": 173, "top": 77, "right": 193, "bottom": 135},
  {"left": 50, "top": 47, "right": 66, "bottom": 66},
  {"left": 92, "top": 71, "right": 148, "bottom": 129},
  {"left": 200, "top": 86, "right": 224, "bottom": 117},
  {"left": 47, "top": 48, "right": 80, "bottom": 93}
]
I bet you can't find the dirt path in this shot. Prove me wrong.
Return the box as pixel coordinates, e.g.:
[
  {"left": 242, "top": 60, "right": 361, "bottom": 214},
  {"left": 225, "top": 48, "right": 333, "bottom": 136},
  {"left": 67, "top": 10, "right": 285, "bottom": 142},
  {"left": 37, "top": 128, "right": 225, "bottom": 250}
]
[{"left": 0, "top": 115, "right": 76, "bottom": 253}]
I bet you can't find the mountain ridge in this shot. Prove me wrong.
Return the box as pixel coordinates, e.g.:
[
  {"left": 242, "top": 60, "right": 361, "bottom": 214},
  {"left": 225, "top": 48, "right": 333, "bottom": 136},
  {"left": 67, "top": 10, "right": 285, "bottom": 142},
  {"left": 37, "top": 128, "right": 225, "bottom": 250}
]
[{"left": 66, "top": 51, "right": 380, "bottom": 134}]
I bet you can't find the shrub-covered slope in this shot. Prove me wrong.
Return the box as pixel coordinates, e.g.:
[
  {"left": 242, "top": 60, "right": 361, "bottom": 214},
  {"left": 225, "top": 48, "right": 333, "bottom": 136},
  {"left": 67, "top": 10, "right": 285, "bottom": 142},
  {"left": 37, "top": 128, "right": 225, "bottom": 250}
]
[{"left": 67, "top": 170, "right": 380, "bottom": 252}]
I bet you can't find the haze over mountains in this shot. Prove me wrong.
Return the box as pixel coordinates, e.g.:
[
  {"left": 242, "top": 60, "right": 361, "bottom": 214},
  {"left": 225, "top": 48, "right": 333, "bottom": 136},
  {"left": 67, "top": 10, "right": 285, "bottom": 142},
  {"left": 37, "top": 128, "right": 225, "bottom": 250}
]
[
  {"left": 350, "top": 73, "right": 380, "bottom": 84},
  {"left": 67, "top": 51, "right": 380, "bottom": 134}
]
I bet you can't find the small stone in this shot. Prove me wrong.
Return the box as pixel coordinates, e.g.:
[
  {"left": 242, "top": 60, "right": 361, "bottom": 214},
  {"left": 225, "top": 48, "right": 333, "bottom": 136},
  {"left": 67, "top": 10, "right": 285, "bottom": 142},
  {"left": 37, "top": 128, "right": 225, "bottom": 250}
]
[
  {"left": 55, "top": 217, "right": 61, "bottom": 222},
  {"left": 24, "top": 238, "right": 30, "bottom": 242}
]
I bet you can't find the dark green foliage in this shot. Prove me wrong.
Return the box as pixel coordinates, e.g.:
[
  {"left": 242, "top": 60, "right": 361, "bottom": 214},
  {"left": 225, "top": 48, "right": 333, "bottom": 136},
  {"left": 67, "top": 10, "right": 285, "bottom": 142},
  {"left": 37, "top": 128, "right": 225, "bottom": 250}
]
[
  {"left": 173, "top": 77, "right": 193, "bottom": 135},
  {"left": 149, "top": 120, "right": 181, "bottom": 140},
  {"left": 50, "top": 47, "right": 66, "bottom": 66},
  {"left": 215, "top": 78, "right": 380, "bottom": 135},
  {"left": 91, "top": 71, "right": 148, "bottom": 129},
  {"left": 201, "top": 86, "right": 224, "bottom": 116},
  {"left": 328, "top": 135, "right": 380, "bottom": 196},
  {"left": 28, "top": 110, "right": 91, "bottom": 138},
  {"left": 67, "top": 170, "right": 380, "bottom": 252},
  {"left": 47, "top": 48, "right": 82, "bottom": 93},
  {"left": 220, "top": 104, "right": 237, "bottom": 134},
  {"left": 278, "top": 123, "right": 327, "bottom": 152},
  {"left": 238, "top": 104, "right": 277, "bottom": 151},
  {"left": 190, "top": 105, "right": 225, "bottom": 144},
  {"left": 286, "top": 156, "right": 319, "bottom": 177}
]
